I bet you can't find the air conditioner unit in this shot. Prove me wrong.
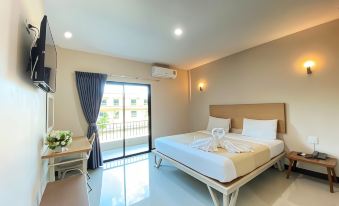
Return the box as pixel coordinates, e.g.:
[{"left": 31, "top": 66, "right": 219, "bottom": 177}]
[{"left": 151, "top": 66, "right": 177, "bottom": 79}]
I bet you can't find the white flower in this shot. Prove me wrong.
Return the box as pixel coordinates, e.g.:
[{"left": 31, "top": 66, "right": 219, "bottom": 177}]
[{"left": 61, "top": 141, "right": 66, "bottom": 146}]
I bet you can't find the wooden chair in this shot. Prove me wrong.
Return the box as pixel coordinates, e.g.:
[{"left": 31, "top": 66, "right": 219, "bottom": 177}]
[
  {"left": 55, "top": 133, "right": 96, "bottom": 192},
  {"left": 40, "top": 175, "right": 90, "bottom": 206}
]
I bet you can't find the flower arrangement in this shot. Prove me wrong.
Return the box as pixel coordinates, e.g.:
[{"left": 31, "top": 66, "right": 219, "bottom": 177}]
[{"left": 46, "top": 130, "right": 72, "bottom": 151}]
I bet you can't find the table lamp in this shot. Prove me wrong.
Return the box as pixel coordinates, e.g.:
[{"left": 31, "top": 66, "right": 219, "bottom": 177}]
[{"left": 307, "top": 136, "right": 319, "bottom": 152}]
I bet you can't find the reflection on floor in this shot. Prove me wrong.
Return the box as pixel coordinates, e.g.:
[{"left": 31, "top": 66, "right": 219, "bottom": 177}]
[
  {"left": 102, "top": 144, "right": 149, "bottom": 160},
  {"left": 88, "top": 154, "right": 339, "bottom": 206}
]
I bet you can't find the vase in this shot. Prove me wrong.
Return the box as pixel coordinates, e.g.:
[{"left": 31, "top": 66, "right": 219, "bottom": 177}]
[{"left": 54, "top": 146, "right": 67, "bottom": 153}]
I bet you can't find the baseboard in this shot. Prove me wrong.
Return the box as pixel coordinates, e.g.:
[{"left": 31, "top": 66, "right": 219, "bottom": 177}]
[{"left": 284, "top": 164, "right": 338, "bottom": 180}]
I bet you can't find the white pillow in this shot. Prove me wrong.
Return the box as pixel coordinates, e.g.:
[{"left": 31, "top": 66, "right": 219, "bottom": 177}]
[
  {"left": 206, "top": 116, "right": 231, "bottom": 132},
  {"left": 242, "top": 118, "right": 278, "bottom": 140}
]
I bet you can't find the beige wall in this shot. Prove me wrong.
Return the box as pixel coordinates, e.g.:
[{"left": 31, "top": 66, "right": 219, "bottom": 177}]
[
  {"left": 189, "top": 19, "right": 339, "bottom": 174},
  {"left": 54, "top": 48, "right": 189, "bottom": 145},
  {"left": 0, "top": 0, "right": 47, "bottom": 206}
]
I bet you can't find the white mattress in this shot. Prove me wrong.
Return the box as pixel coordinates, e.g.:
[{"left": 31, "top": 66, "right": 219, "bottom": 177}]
[{"left": 155, "top": 131, "right": 284, "bottom": 182}]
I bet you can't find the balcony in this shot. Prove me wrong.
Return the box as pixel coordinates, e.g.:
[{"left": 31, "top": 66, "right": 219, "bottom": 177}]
[{"left": 97, "top": 120, "right": 149, "bottom": 160}]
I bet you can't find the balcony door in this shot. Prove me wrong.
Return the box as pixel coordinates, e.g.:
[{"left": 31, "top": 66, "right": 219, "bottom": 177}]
[{"left": 97, "top": 82, "right": 151, "bottom": 162}]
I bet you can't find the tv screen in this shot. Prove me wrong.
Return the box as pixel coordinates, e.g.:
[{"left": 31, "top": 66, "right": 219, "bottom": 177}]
[{"left": 32, "top": 15, "right": 57, "bottom": 93}]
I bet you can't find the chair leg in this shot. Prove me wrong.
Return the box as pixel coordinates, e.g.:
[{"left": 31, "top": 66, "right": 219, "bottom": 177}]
[
  {"left": 87, "top": 182, "right": 92, "bottom": 193},
  {"left": 57, "top": 171, "right": 62, "bottom": 180},
  {"left": 62, "top": 168, "right": 84, "bottom": 179}
]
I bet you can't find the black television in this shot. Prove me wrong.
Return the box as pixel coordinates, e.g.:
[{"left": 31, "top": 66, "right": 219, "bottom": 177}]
[{"left": 31, "top": 15, "right": 57, "bottom": 93}]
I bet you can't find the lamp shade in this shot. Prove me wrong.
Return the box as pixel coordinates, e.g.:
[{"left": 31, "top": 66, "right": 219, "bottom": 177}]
[{"left": 307, "top": 136, "right": 319, "bottom": 145}]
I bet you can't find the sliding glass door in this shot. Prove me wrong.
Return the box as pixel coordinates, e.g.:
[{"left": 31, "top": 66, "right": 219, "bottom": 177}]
[{"left": 97, "top": 82, "right": 151, "bottom": 162}]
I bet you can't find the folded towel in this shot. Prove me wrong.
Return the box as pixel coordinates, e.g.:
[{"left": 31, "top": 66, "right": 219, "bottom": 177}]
[
  {"left": 191, "top": 137, "right": 219, "bottom": 152},
  {"left": 221, "top": 140, "right": 254, "bottom": 153},
  {"left": 191, "top": 133, "right": 253, "bottom": 153},
  {"left": 211, "top": 128, "right": 226, "bottom": 139}
]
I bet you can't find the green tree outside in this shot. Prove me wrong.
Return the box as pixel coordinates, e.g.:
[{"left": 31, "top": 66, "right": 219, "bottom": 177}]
[{"left": 97, "top": 112, "right": 109, "bottom": 130}]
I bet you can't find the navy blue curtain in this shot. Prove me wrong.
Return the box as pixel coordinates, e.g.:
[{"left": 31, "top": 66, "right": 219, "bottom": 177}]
[{"left": 75, "top": 71, "right": 107, "bottom": 169}]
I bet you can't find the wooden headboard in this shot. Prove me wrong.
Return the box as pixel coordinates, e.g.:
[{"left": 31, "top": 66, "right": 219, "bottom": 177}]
[{"left": 209, "top": 103, "right": 286, "bottom": 133}]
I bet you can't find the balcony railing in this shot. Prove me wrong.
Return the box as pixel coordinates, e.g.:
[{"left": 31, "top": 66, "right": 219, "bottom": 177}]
[{"left": 97, "top": 120, "right": 149, "bottom": 143}]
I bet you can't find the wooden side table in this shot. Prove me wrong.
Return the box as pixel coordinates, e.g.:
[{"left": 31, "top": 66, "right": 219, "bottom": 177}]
[{"left": 286, "top": 151, "right": 337, "bottom": 193}]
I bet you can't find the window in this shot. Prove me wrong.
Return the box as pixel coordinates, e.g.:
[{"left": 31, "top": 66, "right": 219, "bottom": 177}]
[
  {"left": 144, "top": 99, "right": 147, "bottom": 105},
  {"left": 131, "top": 99, "right": 137, "bottom": 106},
  {"left": 101, "top": 99, "right": 107, "bottom": 106},
  {"left": 113, "top": 111, "right": 119, "bottom": 119},
  {"left": 113, "top": 99, "right": 119, "bottom": 106},
  {"left": 131, "top": 111, "right": 137, "bottom": 118}
]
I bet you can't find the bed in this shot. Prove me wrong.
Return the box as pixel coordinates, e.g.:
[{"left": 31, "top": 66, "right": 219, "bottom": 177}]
[{"left": 153, "top": 103, "right": 286, "bottom": 206}]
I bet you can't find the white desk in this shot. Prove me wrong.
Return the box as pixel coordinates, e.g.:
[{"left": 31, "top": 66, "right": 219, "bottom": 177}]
[{"left": 41, "top": 136, "right": 92, "bottom": 182}]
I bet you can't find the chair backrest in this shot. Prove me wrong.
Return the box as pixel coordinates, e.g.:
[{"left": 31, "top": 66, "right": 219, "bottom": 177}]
[
  {"left": 89, "top": 133, "right": 96, "bottom": 146},
  {"left": 87, "top": 133, "right": 96, "bottom": 157}
]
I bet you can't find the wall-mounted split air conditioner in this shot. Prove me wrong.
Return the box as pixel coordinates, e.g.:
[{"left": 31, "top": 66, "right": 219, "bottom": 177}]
[{"left": 151, "top": 66, "right": 177, "bottom": 79}]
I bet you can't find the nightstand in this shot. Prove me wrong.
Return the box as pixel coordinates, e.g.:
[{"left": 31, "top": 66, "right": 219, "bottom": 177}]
[{"left": 286, "top": 151, "right": 337, "bottom": 193}]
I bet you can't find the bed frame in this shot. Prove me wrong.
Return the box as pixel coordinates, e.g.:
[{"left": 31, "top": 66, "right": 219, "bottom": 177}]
[
  {"left": 153, "top": 103, "right": 287, "bottom": 206},
  {"left": 153, "top": 150, "right": 285, "bottom": 206}
]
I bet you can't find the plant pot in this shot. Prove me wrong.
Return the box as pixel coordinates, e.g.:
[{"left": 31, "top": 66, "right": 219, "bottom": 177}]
[{"left": 54, "top": 146, "right": 67, "bottom": 153}]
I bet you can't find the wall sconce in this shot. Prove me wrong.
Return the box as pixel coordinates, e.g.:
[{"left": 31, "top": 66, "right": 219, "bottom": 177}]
[
  {"left": 304, "top": 60, "right": 315, "bottom": 75},
  {"left": 198, "top": 82, "right": 205, "bottom": 92}
]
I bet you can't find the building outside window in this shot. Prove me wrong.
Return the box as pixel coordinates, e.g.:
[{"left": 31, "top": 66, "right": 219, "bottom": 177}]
[
  {"left": 131, "top": 111, "right": 137, "bottom": 118},
  {"left": 101, "top": 98, "right": 107, "bottom": 105},
  {"left": 131, "top": 99, "right": 137, "bottom": 106},
  {"left": 113, "top": 111, "right": 119, "bottom": 119},
  {"left": 144, "top": 99, "right": 147, "bottom": 105},
  {"left": 113, "top": 99, "right": 119, "bottom": 106}
]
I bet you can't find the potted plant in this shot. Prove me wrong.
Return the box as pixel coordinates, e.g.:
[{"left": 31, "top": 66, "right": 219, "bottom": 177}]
[{"left": 46, "top": 130, "right": 73, "bottom": 152}]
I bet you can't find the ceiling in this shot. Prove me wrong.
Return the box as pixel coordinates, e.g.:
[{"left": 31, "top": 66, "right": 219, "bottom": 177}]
[{"left": 45, "top": 0, "right": 339, "bottom": 70}]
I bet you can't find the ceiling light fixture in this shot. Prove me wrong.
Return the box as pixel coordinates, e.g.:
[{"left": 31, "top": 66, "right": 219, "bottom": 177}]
[
  {"left": 174, "top": 28, "right": 183, "bottom": 36},
  {"left": 64, "top": 31, "right": 73, "bottom": 39}
]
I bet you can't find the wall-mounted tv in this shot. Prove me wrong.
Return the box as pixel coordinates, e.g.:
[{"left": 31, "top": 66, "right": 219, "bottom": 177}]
[{"left": 31, "top": 15, "right": 57, "bottom": 93}]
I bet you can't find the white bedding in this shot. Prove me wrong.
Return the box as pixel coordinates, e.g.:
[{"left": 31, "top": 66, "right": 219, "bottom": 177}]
[{"left": 154, "top": 131, "right": 284, "bottom": 182}]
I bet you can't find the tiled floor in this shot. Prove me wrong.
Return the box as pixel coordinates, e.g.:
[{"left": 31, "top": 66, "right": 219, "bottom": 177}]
[
  {"left": 88, "top": 153, "right": 339, "bottom": 206},
  {"left": 102, "top": 144, "right": 149, "bottom": 160}
]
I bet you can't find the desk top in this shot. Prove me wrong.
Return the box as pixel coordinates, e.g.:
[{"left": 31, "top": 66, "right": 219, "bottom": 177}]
[
  {"left": 41, "top": 136, "right": 92, "bottom": 159},
  {"left": 287, "top": 151, "right": 337, "bottom": 168}
]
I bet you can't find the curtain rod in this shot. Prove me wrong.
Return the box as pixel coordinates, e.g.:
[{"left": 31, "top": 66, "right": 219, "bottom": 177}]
[{"left": 107, "top": 74, "right": 160, "bottom": 82}]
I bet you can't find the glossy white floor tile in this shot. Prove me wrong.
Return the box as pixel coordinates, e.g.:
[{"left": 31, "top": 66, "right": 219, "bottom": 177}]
[
  {"left": 102, "top": 144, "right": 149, "bottom": 161},
  {"left": 88, "top": 154, "right": 339, "bottom": 206}
]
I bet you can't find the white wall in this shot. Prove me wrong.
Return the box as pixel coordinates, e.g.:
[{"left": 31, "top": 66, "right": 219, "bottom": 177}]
[
  {"left": 54, "top": 48, "right": 190, "bottom": 146},
  {"left": 0, "top": 0, "right": 47, "bottom": 206},
  {"left": 189, "top": 19, "right": 339, "bottom": 174}
]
